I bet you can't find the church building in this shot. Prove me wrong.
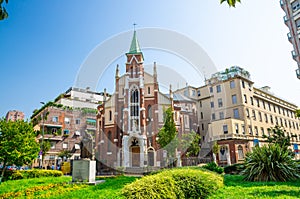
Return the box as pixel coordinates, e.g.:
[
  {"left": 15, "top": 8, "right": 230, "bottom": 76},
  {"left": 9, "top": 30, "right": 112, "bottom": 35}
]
[{"left": 95, "top": 31, "right": 198, "bottom": 172}]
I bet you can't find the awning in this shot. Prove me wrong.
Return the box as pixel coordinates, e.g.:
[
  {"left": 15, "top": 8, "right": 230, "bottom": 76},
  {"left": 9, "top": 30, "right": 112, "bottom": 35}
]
[{"left": 86, "top": 119, "right": 96, "bottom": 123}]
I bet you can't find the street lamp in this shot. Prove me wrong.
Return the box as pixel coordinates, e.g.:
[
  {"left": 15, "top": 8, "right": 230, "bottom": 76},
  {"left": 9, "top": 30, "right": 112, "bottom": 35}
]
[{"left": 40, "top": 102, "right": 45, "bottom": 169}]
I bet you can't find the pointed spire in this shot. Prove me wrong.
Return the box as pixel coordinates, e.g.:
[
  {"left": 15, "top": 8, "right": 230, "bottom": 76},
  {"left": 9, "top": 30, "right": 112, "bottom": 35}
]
[
  {"left": 104, "top": 88, "right": 107, "bottom": 102},
  {"left": 128, "top": 30, "right": 142, "bottom": 54},
  {"left": 115, "top": 64, "right": 119, "bottom": 79}
]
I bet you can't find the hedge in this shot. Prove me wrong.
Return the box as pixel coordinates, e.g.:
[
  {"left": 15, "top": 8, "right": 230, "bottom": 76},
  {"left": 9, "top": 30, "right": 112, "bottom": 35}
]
[
  {"left": 0, "top": 169, "right": 63, "bottom": 181},
  {"left": 122, "top": 168, "right": 223, "bottom": 199}
]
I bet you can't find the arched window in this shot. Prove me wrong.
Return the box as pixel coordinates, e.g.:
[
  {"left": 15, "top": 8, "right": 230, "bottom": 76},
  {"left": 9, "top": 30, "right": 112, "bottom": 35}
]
[
  {"left": 147, "top": 105, "right": 152, "bottom": 134},
  {"left": 107, "top": 131, "right": 112, "bottom": 152},
  {"left": 238, "top": 145, "right": 244, "bottom": 160},
  {"left": 130, "top": 86, "right": 139, "bottom": 131}
]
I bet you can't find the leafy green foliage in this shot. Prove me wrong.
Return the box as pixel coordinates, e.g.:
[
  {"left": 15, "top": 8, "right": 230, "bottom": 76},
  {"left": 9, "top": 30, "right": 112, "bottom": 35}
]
[
  {"left": 263, "top": 126, "right": 292, "bottom": 150},
  {"left": 220, "top": 0, "right": 241, "bottom": 7},
  {"left": 180, "top": 130, "right": 201, "bottom": 157},
  {"left": 122, "top": 167, "right": 224, "bottom": 199},
  {"left": 0, "top": 119, "right": 40, "bottom": 182},
  {"left": 11, "top": 170, "right": 63, "bottom": 180},
  {"left": 296, "top": 109, "right": 300, "bottom": 118},
  {"left": 58, "top": 150, "right": 72, "bottom": 160},
  {"left": 0, "top": 0, "right": 8, "bottom": 20},
  {"left": 212, "top": 141, "right": 220, "bottom": 154},
  {"left": 202, "top": 162, "right": 224, "bottom": 174},
  {"left": 242, "top": 144, "right": 300, "bottom": 182},
  {"left": 224, "top": 163, "right": 244, "bottom": 175},
  {"left": 157, "top": 107, "right": 178, "bottom": 158}
]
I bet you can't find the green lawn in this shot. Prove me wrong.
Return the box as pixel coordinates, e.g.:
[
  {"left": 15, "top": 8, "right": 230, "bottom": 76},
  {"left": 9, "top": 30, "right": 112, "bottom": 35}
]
[
  {"left": 0, "top": 176, "right": 137, "bottom": 199},
  {"left": 208, "top": 175, "right": 300, "bottom": 199},
  {"left": 1, "top": 174, "right": 300, "bottom": 198}
]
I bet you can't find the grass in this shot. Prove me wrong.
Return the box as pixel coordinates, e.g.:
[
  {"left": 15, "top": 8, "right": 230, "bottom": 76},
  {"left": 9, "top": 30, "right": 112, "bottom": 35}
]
[
  {"left": 0, "top": 175, "right": 138, "bottom": 199},
  {"left": 1, "top": 174, "right": 300, "bottom": 198},
  {"left": 208, "top": 175, "right": 300, "bottom": 199}
]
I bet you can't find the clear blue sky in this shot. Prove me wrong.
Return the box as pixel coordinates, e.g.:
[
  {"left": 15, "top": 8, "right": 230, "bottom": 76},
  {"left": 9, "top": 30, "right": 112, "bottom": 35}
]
[{"left": 0, "top": 0, "right": 299, "bottom": 119}]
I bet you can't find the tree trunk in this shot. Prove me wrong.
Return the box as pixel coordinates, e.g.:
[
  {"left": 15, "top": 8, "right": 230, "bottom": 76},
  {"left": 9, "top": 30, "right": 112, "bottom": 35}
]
[
  {"left": 213, "top": 153, "right": 217, "bottom": 164},
  {"left": 0, "top": 161, "right": 7, "bottom": 183}
]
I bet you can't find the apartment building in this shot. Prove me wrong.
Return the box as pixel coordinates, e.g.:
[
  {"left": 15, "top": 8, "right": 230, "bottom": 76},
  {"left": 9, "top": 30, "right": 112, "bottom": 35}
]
[
  {"left": 182, "top": 66, "right": 300, "bottom": 165},
  {"left": 5, "top": 110, "right": 24, "bottom": 121},
  {"left": 31, "top": 87, "right": 105, "bottom": 168},
  {"left": 280, "top": 0, "right": 300, "bottom": 79}
]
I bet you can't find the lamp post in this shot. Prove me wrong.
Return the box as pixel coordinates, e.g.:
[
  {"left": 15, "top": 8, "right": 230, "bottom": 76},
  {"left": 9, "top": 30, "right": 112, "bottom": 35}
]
[{"left": 40, "top": 102, "right": 45, "bottom": 169}]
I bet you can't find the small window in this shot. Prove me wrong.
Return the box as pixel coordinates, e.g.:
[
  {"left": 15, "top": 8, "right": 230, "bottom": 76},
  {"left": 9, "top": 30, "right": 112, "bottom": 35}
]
[
  {"left": 259, "top": 112, "right": 262, "bottom": 122},
  {"left": 223, "top": 125, "right": 228, "bottom": 134},
  {"left": 212, "top": 113, "right": 216, "bottom": 120},
  {"left": 50, "top": 142, "right": 55, "bottom": 149},
  {"left": 63, "top": 143, "right": 68, "bottom": 149},
  {"left": 230, "top": 80, "right": 235, "bottom": 89},
  {"left": 52, "top": 116, "right": 58, "bottom": 123},
  {"left": 265, "top": 114, "right": 268, "bottom": 123},
  {"left": 64, "top": 117, "right": 70, "bottom": 124},
  {"left": 148, "top": 87, "right": 151, "bottom": 94},
  {"left": 248, "top": 125, "right": 252, "bottom": 135},
  {"left": 232, "top": 95, "right": 237, "bottom": 104},
  {"left": 200, "top": 112, "right": 203, "bottom": 119},
  {"left": 242, "top": 81, "right": 245, "bottom": 88},
  {"left": 250, "top": 97, "right": 254, "bottom": 105},
  {"left": 209, "top": 87, "right": 213, "bottom": 93},
  {"left": 254, "top": 126, "right": 258, "bottom": 136},
  {"left": 210, "top": 102, "right": 214, "bottom": 108},
  {"left": 192, "top": 90, "right": 196, "bottom": 96},
  {"left": 216, "top": 85, "right": 221, "bottom": 93},
  {"left": 201, "top": 123, "right": 204, "bottom": 131},
  {"left": 261, "top": 127, "right": 265, "bottom": 136},
  {"left": 242, "top": 125, "right": 245, "bottom": 134},
  {"left": 238, "top": 145, "right": 244, "bottom": 160},
  {"left": 270, "top": 115, "right": 273, "bottom": 124},
  {"left": 219, "top": 112, "right": 224, "bottom": 120},
  {"left": 76, "top": 118, "right": 81, "bottom": 125},
  {"left": 109, "top": 111, "right": 112, "bottom": 121},
  {"left": 197, "top": 90, "right": 201, "bottom": 96},
  {"left": 233, "top": 108, "right": 239, "bottom": 119},
  {"left": 218, "top": 98, "right": 223, "bottom": 107},
  {"left": 263, "top": 101, "right": 266, "bottom": 109},
  {"left": 256, "top": 99, "right": 260, "bottom": 107},
  {"left": 246, "top": 108, "right": 250, "bottom": 118},
  {"left": 252, "top": 110, "right": 256, "bottom": 120},
  {"left": 244, "top": 94, "right": 247, "bottom": 103},
  {"left": 235, "top": 123, "right": 239, "bottom": 134}
]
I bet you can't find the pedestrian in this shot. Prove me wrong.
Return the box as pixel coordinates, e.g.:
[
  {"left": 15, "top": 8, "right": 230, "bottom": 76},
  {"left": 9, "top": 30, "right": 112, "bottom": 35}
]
[{"left": 51, "top": 164, "right": 55, "bottom": 170}]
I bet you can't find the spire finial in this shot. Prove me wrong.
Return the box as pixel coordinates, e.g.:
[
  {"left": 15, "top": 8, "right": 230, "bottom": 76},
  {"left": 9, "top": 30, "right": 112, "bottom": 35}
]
[{"left": 133, "top": 23, "right": 137, "bottom": 31}]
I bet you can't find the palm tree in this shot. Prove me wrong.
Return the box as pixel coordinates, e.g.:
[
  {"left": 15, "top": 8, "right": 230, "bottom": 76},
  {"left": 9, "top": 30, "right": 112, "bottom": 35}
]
[
  {"left": 220, "top": 0, "right": 241, "bottom": 7},
  {"left": 0, "top": 0, "right": 8, "bottom": 20}
]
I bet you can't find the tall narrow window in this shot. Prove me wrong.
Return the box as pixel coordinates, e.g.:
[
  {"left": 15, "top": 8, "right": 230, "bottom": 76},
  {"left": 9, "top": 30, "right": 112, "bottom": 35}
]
[
  {"left": 130, "top": 87, "right": 139, "bottom": 131},
  {"left": 233, "top": 108, "right": 239, "bottom": 119},
  {"left": 218, "top": 98, "right": 223, "bottom": 107},
  {"left": 219, "top": 112, "right": 224, "bottom": 120},
  {"left": 223, "top": 125, "right": 228, "bottom": 134},
  {"left": 235, "top": 123, "right": 239, "bottom": 134},
  {"left": 230, "top": 80, "right": 235, "bottom": 89},
  {"left": 244, "top": 94, "right": 247, "bottom": 103},
  {"left": 107, "top": 131, "right": 112, "bottom": 152},
  {"left": 109, "top": 111, "right": 112, "bottom": 121},
  {"left": 216, "top": 85, "right": 221, "bottom": 93},
  {"left": 147, "top": 87, "right": 150, "bottom": 94},
  {"left": 232, "top": 94, "right": 237, "bottom": 104}
]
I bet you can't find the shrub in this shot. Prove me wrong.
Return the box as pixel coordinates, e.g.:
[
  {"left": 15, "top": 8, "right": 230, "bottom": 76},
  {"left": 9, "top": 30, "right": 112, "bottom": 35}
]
[
  {"left": 10, "top": 170, "right": 63, "bottom": 180},
  {"left": 202, "top": 162, "right": 224, "bottom": 174},
  {"left": 242, "top": 144, "right": 300, "bottom": 182},
  {"left": 224, "top": 163, "right": 244, "bottom": 175},
  {"left": 122, "top": 168, "right": 223, "bottom": 199}
]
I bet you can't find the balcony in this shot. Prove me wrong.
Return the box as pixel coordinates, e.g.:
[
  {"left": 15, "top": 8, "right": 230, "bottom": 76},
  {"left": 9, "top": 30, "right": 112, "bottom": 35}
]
[
  {"left": 296, "top": 68, "right": 300, "bottom": 79},
  {"left": 283, "top": 15, "right": 289, "bottom": 24},
  {"left": 291, "top": 50, "right": 298, "bottom": 59}
]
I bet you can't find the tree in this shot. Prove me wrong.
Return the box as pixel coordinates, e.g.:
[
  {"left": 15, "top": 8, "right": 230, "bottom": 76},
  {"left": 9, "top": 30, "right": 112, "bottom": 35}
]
[
  {"left": 0, "top": 119, "right": 39, "bottom": 182},
  {"left": 181, "top": 130, "right": 201, "bottom": 157},
  {"left": 58, "top": 150, "right": 72, "bottom": 161},
  {"left": 220, "top": 0, "right": 241, "bottom": 7},
  {"left": 212, "top": 141, "right": 220, "bottom": 164},
  {"left": 40, "top": 140, "right": 51, "bottom": 165},
  {"left": 296, "top": 109, "right": 300, "bottom": 118},
  {"left": 157, "top": 107, "right": 178, "bottom": 164},
  {"left": 263, "top": 126, "right": 292, "bottom": 151},
  {"left": 0, "top": 0, "right": 8, "bottom": 21}
]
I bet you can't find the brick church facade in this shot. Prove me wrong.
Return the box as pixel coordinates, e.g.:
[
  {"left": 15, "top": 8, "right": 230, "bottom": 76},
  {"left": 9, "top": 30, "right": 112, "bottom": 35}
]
[{"left": 95, "top": 31, "right": 198, "bottom": 171}]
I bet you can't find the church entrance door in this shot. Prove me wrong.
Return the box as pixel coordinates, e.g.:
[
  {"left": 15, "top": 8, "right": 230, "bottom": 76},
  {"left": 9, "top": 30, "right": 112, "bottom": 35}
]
[{"left": 131, "top": 146, "right": 140, "bottom": 167}]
